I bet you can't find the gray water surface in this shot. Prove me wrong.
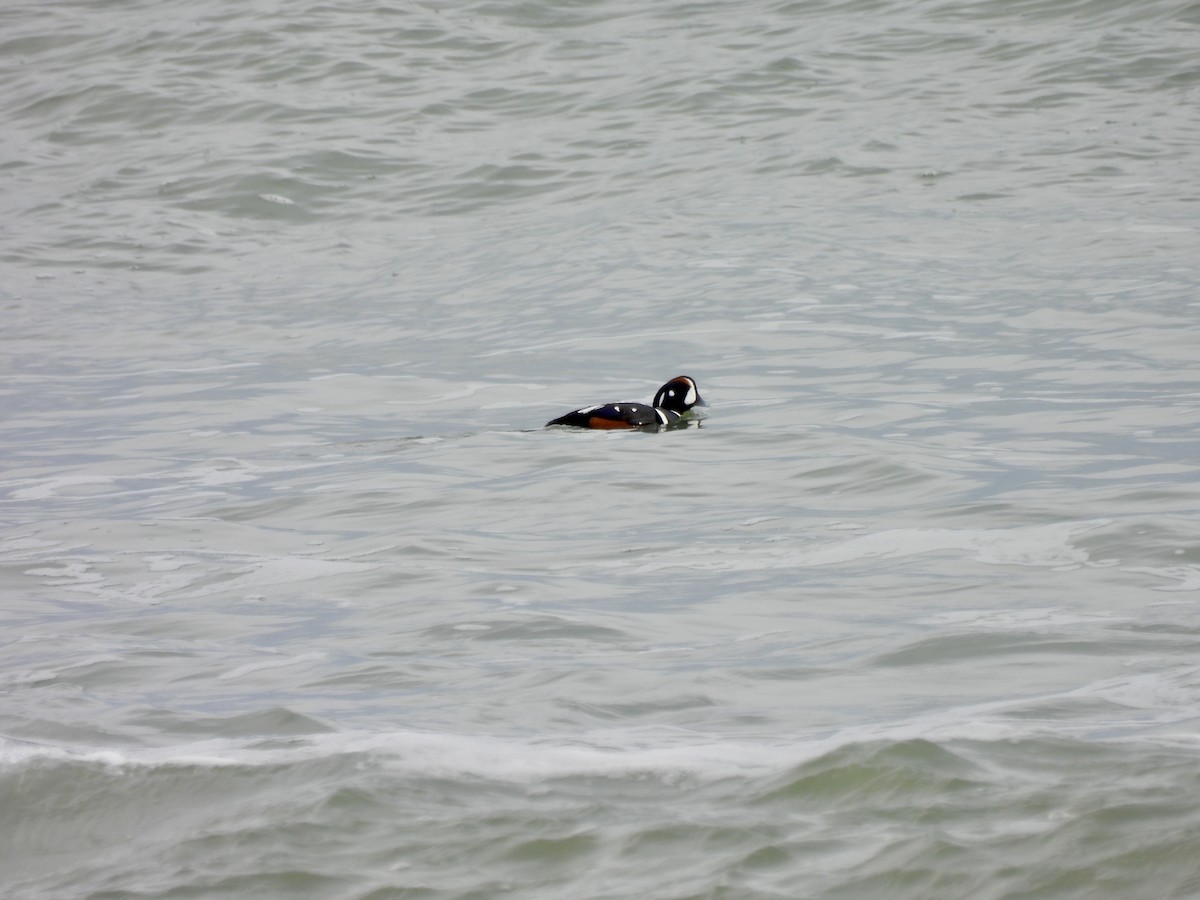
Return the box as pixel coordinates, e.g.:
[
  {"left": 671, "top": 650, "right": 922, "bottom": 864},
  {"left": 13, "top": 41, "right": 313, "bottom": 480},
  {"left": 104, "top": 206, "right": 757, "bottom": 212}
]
[{"left": 3, "top": 0, "right": 1200, "bottom": 897}]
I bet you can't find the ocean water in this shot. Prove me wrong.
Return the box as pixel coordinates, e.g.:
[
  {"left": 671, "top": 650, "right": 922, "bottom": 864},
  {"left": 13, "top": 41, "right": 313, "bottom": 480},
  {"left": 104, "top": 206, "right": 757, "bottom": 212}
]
[{"left": 2, "top": 0, "right": 1200, "bottom": 897}]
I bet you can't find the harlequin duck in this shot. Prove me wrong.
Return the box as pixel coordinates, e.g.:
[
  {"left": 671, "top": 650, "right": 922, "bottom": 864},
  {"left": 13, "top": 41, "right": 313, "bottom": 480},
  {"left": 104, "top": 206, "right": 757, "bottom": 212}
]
[{"left": 545, "top": 375, "right": 706, "bottom": 430}]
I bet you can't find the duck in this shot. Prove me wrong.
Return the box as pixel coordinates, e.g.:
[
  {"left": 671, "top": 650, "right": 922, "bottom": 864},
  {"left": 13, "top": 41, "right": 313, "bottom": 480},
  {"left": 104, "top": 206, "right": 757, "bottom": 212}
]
[{"left": 545, "top": 375, "right": 706, "bottom": 430}]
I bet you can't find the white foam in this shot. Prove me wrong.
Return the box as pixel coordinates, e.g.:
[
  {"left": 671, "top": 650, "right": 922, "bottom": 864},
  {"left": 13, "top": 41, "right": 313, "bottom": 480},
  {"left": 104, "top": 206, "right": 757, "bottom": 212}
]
[
  {"left": 0, "top": 730, "right": 792, "bottom": 780},
  {"left": 917, "top": 607, "right": 1127, "bottom": 629},
  {"left": 5, "top": 666, "right": 1199, "bottom": 788},
  {"left": 9, "top": 475, "right": 114, "bottom": 501},
  {"left": 24, "top": 561, "right": 104, "bottom": 584},
  {"left": 0, "top": 654, "right": 123, "bottom": 688},
  {"left": 217, "top": 652, "right": 327, "bottom": 681},
  {"left": 6, "top": 673, "right": 1197, "bottom": 782},
  {"left": 1079, "top": 667, "right": 1200, "bottom": 712},
  {"left": 636, "top": 520, "right": 1108, "bottom": 573},
  {"left": 179, "top": 556, "right": 381, "bottom": 599},
  {"left": 1122, "top": 565, "right": 1200, "bottom": 592},
  {"left": 0, "top": 536, "right": 60, "bottom": 555},
  {"left": 179, "top": 461, "right": 261, "bottom": 486},
  {"left": 144, "top": 555, "right": 190, "bottom": 573}
]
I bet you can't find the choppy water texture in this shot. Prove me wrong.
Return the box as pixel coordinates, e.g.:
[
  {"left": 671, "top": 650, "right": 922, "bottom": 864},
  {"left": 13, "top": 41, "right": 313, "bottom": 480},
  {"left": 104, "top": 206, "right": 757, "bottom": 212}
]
[{"left": 3, "top": 0, "right": 1200, "bottom": 897}]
